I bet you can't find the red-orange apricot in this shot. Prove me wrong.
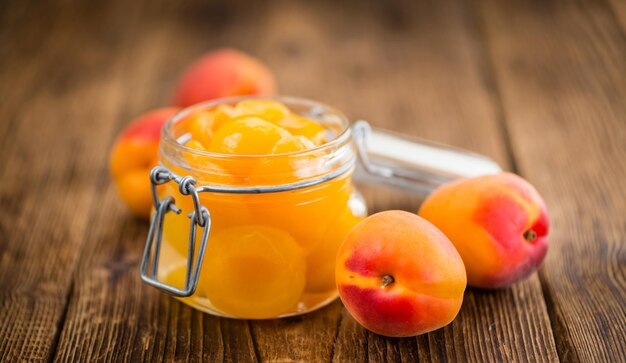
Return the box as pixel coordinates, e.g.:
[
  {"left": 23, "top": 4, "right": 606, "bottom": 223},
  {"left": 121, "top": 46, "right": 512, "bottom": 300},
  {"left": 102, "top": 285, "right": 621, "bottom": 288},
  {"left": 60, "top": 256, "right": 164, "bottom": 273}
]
[
  {"left": 173, "top": 49, "right": 276, "bottom": 107},
  {"left": 418, "top": 172, "right": 549, "bottom": 288},
  {"left": 109, "top": 108, "right": 180, "bottom": 217},
  {"left": 336, "top": 211, "right": 466, "bottom": 337}
]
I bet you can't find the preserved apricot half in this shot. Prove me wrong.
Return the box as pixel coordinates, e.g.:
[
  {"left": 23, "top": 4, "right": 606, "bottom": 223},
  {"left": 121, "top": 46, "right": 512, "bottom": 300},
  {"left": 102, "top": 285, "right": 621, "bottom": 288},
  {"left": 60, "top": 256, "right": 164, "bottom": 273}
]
[
  {"left": 186, "top": 105, "right": 237, "bottom": 147},
  {"left": 271, "top": 135, "right": 316, "bottom": 154},
  {"left": 273, "top": 113, "right": 326, "bottom": 144},
  {"left": 305, "top": 205, "right": 363, "bottom": 293},
  {"left": 244, "top": 174, "right": 352, "bottom": 253},
  {"left": 200, "top": 225, "right": 306, "bottom": 318},
  {"left": 232, "top": 99, "right": 290, "bottom": 122},
  {"left": 161, "top": 264, "right": 191, "bottom": 291},
  {"left": 187, "top": 111, "right": 214, "bottom": 148},
  {"left": 208, "top": 116, "right": 291, "bottom": 155}
]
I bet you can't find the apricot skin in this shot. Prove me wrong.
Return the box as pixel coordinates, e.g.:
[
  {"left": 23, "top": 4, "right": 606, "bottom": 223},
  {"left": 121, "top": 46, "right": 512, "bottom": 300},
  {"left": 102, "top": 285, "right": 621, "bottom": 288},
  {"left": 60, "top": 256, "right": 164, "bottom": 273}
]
[
  {"left": 173, "top": 49, "right": 276, "bottom": 107},
  {"left": 109, "top": 107, "right": 180, "bottom": 217},
  {"left": 418, "top": 172, "right": 549, "bottom": 289},
  {"left": 336, "top": 211, "right": 466, "bottom": 337}
]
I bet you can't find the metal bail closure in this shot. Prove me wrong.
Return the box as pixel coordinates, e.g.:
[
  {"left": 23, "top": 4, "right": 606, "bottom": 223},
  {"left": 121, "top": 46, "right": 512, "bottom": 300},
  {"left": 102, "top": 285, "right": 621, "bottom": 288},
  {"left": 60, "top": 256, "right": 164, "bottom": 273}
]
[
  {"left": 351, "top": 120, "right": 502, "bottom": 194},
  {"left": 352, "top": 121, "right": 395, "bottom": 179},
  {"left": 140, "top": 166, "right": 211, "bottom": 297}
]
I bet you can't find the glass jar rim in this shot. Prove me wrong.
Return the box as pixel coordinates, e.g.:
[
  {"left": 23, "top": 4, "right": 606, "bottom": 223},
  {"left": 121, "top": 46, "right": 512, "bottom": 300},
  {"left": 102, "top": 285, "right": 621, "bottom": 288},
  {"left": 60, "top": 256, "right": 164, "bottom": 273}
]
[{"left": 161, "top": 95, "right": 352, "bottom": 159}]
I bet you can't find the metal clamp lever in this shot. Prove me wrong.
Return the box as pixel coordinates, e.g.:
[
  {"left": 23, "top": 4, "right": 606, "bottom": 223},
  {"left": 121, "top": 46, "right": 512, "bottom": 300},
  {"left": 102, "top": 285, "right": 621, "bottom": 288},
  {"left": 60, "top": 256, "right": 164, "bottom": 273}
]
[
  {"left": 140, "top": 166, "right": 211, "bottom": 297},
  {"left": 351, "top": 120, "right": 502, "bottom": 193},
  {"left": 352, "top": 121, "right": 395, "bottom": 179},
  {"left": 139, "top": 155, "right": 354, "bottom": 297}
]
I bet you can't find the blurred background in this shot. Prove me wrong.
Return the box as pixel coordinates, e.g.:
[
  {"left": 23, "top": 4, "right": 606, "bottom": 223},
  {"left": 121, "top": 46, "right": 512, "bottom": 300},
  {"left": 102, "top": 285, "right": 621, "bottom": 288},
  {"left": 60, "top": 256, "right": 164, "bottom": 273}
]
[
  {"left": 1, "top": 0, "right": 624, "bottom": 361},
  {"left": 2, "top": 0, "right": 521, "bottom": 210}
]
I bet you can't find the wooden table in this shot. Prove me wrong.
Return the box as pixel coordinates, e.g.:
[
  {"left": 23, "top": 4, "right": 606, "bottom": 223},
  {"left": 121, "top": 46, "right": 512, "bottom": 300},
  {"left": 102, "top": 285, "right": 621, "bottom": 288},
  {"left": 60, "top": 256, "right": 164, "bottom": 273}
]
[{"left": 1, "top": 0, "right": 624, "bottom": 361}]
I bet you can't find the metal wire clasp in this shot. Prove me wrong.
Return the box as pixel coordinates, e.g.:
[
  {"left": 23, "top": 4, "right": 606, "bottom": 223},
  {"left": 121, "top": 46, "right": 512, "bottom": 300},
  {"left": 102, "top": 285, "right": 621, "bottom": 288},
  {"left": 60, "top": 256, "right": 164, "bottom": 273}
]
[
  {"left": 352, "top": 121, "right": 394, "bottom": 178},
  {"left": 140, "top": 166, "right": 211, "bottom": 297},
  {"left": 351, "top": 120, "right": 503, "bottom": 192}
]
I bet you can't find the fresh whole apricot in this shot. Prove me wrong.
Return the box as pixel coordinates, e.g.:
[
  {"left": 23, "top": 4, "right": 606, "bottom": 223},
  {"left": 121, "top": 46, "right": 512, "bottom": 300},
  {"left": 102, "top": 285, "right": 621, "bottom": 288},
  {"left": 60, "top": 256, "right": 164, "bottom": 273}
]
[
  {"left": 418, "top": 172, "right": 549, "bottom": 289},
  {"left": 336, "top": 211, "right": 467, "bottom": 337},
  {"left": 109, "top": 107, "right": 180, "bottom": 217},
  {"left": 173, "top": 49, "right": 276, "bottom": 107}
]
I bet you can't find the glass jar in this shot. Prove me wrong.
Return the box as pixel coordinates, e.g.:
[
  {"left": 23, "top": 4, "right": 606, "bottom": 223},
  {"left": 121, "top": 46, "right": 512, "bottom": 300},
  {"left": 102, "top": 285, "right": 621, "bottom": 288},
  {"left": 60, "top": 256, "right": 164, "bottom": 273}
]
[
  {"left": 140, "top": 96, "right": 502, "bottom": 319},
  {"left": 144, "top": 97, "right": 366, "bottom": 319}
]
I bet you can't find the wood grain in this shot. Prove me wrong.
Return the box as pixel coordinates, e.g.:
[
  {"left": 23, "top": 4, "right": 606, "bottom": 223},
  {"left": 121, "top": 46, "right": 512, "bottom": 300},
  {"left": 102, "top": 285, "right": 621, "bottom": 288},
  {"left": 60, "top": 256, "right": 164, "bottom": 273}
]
[
  {"left": 2, "top": 0, "right": 557, "bottom": 362},
  {"left": 607, "top": 0, "right": 626, "bottom": 32},
  {"left": 1, "top": 0, "right": 624, "bottom": 361},
  {"left": 52, "top": 1, "right": 264, "bottom": 362},
  {"left": 477, "top": 0, "right": 626, "bottom": 361},
  {"left": 0, "top": 1, "right": 152, "bottom": 360},
  {"left": 253, "top": 0, "right": 558, "bottom": 362}
]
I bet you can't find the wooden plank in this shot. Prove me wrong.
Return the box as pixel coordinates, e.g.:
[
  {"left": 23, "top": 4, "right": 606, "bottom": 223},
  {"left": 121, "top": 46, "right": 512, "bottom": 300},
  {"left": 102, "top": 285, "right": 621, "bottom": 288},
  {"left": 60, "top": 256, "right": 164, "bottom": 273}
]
[
  {"left": 477, "top": 0, "right": 626, "bottom": 361},
  {"left": 53, "top": 195, "right": 256, "bottom": 362},
  {"left": 0, "top": 1, "right": 153, "bottom": 361},
  {"left": 0, "top": 0, "right": 569, "bottom": 361},
  {"left": 55, "top": 0, "right": 558, "bottom": 361},
  {"left": 51, "top": 1, "right": 266, "bottom": 362},
  {"left": 607, "top": 0, "right": 626, "bottom": 32},
  {"left": 252, "top": 1, "right": 559, "bottom": 362}
]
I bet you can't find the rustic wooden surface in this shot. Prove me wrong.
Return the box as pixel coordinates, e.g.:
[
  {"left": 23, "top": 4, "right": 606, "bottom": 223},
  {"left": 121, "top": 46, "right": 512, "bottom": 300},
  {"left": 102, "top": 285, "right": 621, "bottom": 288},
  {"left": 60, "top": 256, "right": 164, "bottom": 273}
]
[{"left": 0, "top": 0, "right": 624, "bottom": 362}]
